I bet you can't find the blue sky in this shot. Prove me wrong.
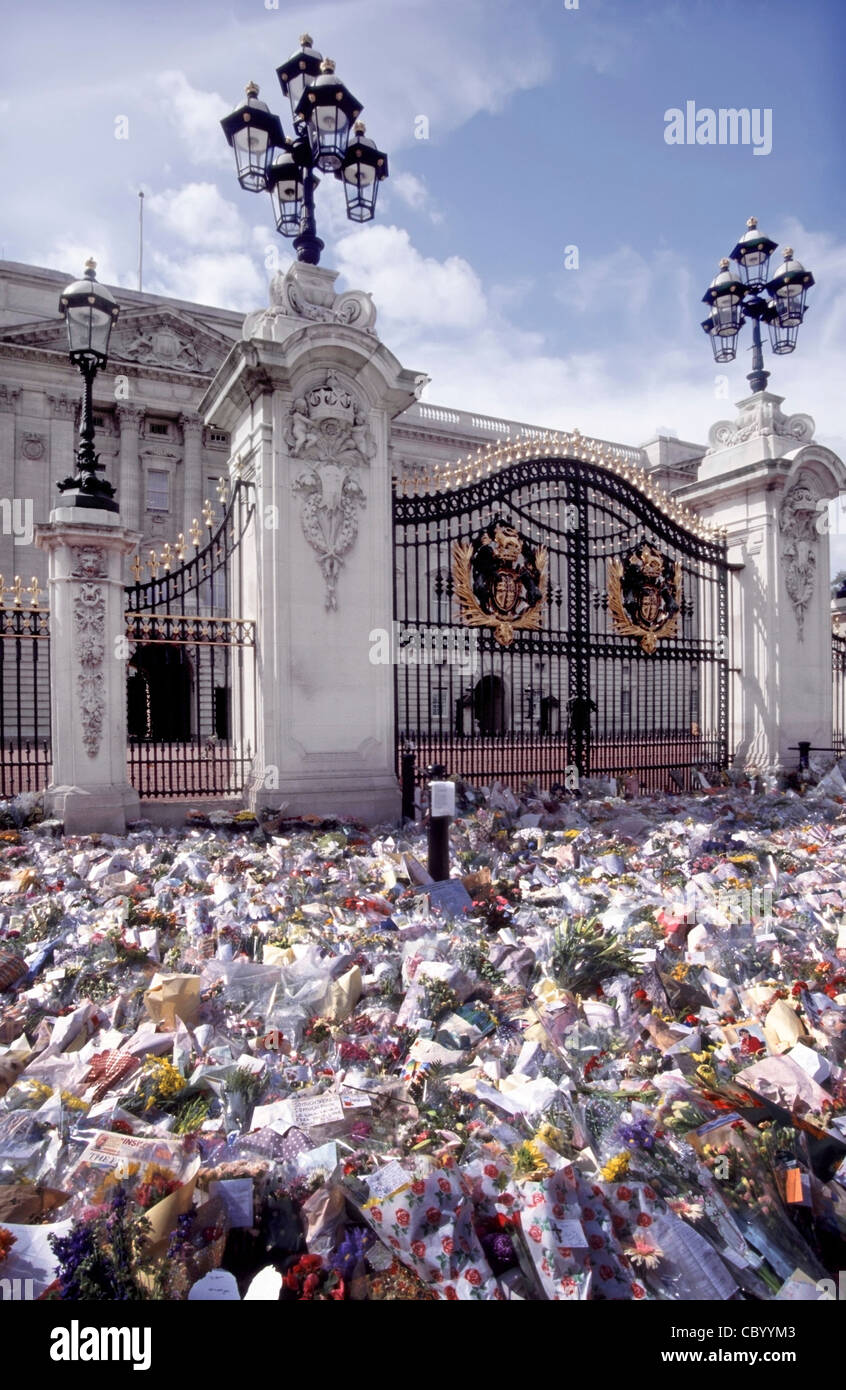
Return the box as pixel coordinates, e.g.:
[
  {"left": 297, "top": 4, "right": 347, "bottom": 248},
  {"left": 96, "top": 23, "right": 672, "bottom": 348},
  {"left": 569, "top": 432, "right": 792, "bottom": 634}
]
[{"left": 2, "top": 0, "right": 845, "bottom": 558}]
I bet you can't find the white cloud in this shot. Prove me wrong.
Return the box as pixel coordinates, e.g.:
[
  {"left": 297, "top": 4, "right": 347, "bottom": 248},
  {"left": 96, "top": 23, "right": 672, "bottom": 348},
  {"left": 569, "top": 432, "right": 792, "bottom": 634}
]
[
  {"left": 146, "top": 183, "right": 247, "bottom": 251},
  {"left": 335, "top": 225, "right": 487, "bottom": 332},
  {"left": 145, "top": 249, "right": 266, "bottom": 311},
  {"left": 155, "top": 70, "right": 232, "bottom": 167},
  {"left": 390, "top": 172, "right": 429, "bottom": 212}
]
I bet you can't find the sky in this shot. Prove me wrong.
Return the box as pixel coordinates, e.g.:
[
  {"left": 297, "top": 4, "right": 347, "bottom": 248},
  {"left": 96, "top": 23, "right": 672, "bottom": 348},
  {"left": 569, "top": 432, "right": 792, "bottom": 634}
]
[{"left": 2, "top": 0, "right": 845, "bottom": 562}]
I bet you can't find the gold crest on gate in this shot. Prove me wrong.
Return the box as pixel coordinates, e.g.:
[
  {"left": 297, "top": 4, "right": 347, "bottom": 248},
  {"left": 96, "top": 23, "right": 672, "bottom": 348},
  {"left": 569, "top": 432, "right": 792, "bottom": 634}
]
[
  {"left": 607, "top": 543, "right": 681, "bottom": 654},
  {"left": 453, "top": 521, "right": 548, "bottom": 647}
]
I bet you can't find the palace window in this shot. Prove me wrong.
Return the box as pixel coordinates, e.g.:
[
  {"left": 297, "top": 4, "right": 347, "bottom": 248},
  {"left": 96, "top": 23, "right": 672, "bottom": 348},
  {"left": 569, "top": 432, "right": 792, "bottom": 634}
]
[
  {"left": 146, "top": 469, "right": 170, "bottom": 512},
  {"left": 148, "top": 421, "right": 170, "bottom": 437},
  {"left": 209, "top": 430, "right": 228, "bottom": 445}
]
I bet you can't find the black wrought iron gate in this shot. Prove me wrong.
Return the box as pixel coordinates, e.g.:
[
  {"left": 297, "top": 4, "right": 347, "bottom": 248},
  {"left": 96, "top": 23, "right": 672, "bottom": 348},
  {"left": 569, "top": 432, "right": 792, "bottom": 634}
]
[
  {"left": 125, "top": 478, "right": 256, "bottom": 798},
  {"left": 393, "top": 451, "right": 729, "bottom": 794}
]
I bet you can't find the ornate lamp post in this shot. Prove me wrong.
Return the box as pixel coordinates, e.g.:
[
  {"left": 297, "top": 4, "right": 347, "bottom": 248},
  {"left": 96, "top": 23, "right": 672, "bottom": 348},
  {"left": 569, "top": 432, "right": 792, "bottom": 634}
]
[
  {"left": 701, "top": 217, "right": 815, "bottom": 393},
  {"left": 221, "top": 34, "right": 389, "bottom": 266},
  {"left": 56, "top": 259, "right": 121, "bottom": 512}
]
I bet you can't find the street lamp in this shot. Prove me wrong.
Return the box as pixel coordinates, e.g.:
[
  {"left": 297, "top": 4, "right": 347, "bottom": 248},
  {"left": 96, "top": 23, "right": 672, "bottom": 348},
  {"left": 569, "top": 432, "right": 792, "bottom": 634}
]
[
  {"left": 701, "top": 217, "right": 815, "bottom": 392},
  {"left": 221, "top": 33, "right": 389, "bottom": 266},
  {"left": 56, "top": 259, "right": 120, "bottom": 512}
]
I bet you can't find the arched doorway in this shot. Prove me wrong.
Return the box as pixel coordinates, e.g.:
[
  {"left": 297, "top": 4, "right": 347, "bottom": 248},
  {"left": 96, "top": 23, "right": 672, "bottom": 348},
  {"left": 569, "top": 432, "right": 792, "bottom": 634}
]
[
  {"left": 473, "top": 673, "right": 508, "bottom": 734},
  {"left": 127, "top": 646, "right": 192, "bottom": 741}
]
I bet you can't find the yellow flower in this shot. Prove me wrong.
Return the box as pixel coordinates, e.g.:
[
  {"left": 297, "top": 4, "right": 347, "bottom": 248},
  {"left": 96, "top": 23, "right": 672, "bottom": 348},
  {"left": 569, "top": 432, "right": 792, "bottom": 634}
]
[{"left": 600, "top": 1152, "right": 631, "bottom": 1181}]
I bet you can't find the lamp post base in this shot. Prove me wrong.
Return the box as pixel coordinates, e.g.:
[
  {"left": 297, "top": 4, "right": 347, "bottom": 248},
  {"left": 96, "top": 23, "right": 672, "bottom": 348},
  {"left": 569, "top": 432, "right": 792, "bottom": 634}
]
[
  {"left": 55, "top": 489, "right": 120, "bottom": 514},
  {"left": 293, "top": 232, "right": 325, "bottom": 266}
]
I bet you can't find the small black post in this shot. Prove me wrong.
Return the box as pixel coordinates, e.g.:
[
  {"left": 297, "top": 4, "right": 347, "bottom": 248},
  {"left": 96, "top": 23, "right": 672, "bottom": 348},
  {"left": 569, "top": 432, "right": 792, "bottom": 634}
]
[
  {"left": 798, "top": 740, "right": 811, "bottom": 772},
  {"left": 426, "top": 764, "right": 452, "bottom": 882},
  {"left": 401, "top": 746, "right": 416, "bottom": 823}
]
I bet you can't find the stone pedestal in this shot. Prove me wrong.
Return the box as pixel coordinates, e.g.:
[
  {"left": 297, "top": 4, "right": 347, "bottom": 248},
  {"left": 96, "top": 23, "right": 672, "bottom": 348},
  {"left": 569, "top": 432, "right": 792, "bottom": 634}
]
[
  {"left": 34, "top": 507, "right": 142, "bottom": 833},
  {"left": 680, "top": 391, "right": 846, "bottom": 774},
  {"left": 199, "top": 262, "right": 424, "bottom": 823}
]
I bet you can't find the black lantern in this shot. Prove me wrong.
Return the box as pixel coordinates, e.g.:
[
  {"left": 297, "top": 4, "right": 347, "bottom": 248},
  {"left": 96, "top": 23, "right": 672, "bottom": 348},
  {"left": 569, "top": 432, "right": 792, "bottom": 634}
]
[
  {"left": 701, "top": 218, "right": 815, "bottom": 394},
  {"left": 56, "top": 260, "right": 120, "bottom": 511},
  {"left": 276, "top": 34, "right": 323, "bottom": 125},
  {"left": 267, "top": 143, "right": 308, "bottom": 235},
  {"left": 729, "top": 216, "right": 778, "bottom": 292},
  {"left": 59, "top": 257, "right": 120, "bottom": 365},
  {"left": 337, "top": 122, "right": 388, "bottom": 222},
  {"left": 223, "top": 37, "right": 388, "bottom": 266},
  {"left": 296, "top": 58, "right": 362, "bottom": 172},
  {"left": 701, "top": 259, "right": 746, "bottom": 336},
  {"left": 701, "top": 313, "right": 738, "bottom": 364},
  {"left": 767, "top": 248, "right": 815, "bottom": 329},
  {"left": 221, "top": 83, "right": 285, "bottom": 193}
]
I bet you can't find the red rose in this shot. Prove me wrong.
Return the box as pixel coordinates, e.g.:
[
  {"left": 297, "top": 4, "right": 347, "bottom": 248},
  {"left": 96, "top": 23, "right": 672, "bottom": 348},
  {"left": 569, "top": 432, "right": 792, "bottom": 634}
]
[
  {"left": 389, "top": 1236, "right": 400, "bottom": 1248},
  {"left": 643, "top": 1187, "right": 656, "bottom": 1202},
  {"left": 395, "top": 1208, "right": 410, "bottom": 1227},
  {"left": 600, "top": 1264, "right": 614, "bottom": 1281},
  {"left": 411, "top": 1180, "right": 426, "bottom": 1196},
  {"left": 464, "top": 1268, "right": 482, "bottom": 1286},
  {"left": 552, "top": 1204, "right": 564, "bottom": 1219},
  {"left": 441, "top": 1236, "right": 454, "bottom": 1255},
  {"left": 426, "top": 1207, "right": 441, "bottom": 1226},
  {"left": 484, "top": 1164, "right": 499, "bottom": 1179},
  {"left": 617, "top": 1186, "right": 632, "bottom": 1202},
  {"left": 530, "top": 1191, "right": 545, "bottom": 1207},
  {"left": 582, "top": 1207, "right": 595, "bottom": 1221},
  {"left": 411, "top": 1240, "right": 426, "bottom": 1258},
  {"left": 589, "top": 1233, "right": 605, "bottom": 1251},
  {"left": 636, "top": 1212, "right": 652, "bottom": 1228},
  {"left": 631, "top": 1281, "right": 646, "bottom": 1299},
  {"left": 499, "top": 1192, "right": 514, "bottom": 1207},
  {"left": 371, "top": 1208, "right": 383, "bottom": 1223},
  {"left": 445, "top": 1285, "right": 458, "bottom": 1300},
  {"left": 438, "top": 1177, "right": 451, "bottom": 1194},
  {"left": 528, "top": 1225, "right": 543, "bottom": 1243},
  {"left": 558, "top": 1247, "right": 572, "bottom": 1259},
  {"left": 612, "top": 1214, "right": 626, "bottom": 1232},
  {"left": 591, "top": 1185, "right": 603, "bottom": 1198}
]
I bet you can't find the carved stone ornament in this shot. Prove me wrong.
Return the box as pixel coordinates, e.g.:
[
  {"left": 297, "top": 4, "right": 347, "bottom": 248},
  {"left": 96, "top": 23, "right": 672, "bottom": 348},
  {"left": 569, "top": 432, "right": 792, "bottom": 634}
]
[
  {"left": 287, "top": 371, "right": 376, "bottom": 611},
  {"left": 779, "top": 475, "right": 820, "bottom": 641},
  {"left": 21, "top": 433, "right": 45, "bottom": 462},
  {"left": 244, "top": 266, "right": 378, "bottom": 341},
  {"left": 71, "top": 545, "right": 107, "bottom": 579},
  {"left": 707, "top": 395, "right": 815, "bottom": 454},
  {"left": 453, "top": 520, "right": 548, "bottom": 647},
  {"left": 74, "top": 582, "right": 106, "bottom": 757},
  {"left": 113, "top": 318, "right": 211, "bottom": 373}
]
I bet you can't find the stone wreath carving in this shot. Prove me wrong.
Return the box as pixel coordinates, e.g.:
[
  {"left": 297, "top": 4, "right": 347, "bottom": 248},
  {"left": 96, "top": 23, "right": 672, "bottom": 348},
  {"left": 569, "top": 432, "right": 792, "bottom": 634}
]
[
  {"left": 74, "top": 581, "right": 106, "bottom": 757},
  {"left": 779, "top": 476, "right": 820, "bottom": 641},
  {"left": 287, "top": 371, "right": 376, "bottom": 611}
]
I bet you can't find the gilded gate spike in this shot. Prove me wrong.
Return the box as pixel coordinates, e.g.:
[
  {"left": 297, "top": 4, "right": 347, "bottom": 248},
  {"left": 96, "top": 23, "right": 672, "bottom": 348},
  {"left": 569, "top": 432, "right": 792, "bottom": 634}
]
[
  {"left": 202, "top": 499, "right": 214, "bottom": 528},
  {"left": 148, "top": 549, "right": 159, "bottom": 579},
  {"left": 175, "top": 533, "right": 185, "bottom": 562},
  {"left": 161, "top": 543, "right": 173, "bottom": 571},
  {"left": 217, "top": 476, "right": 229, "bottom": 504},
  {"left": 12, "top": 576, "right": 22, "bottom": 606},
  {"left": 28, "top": 577, "right": 39, "bottom": 608},
  {"left": 131, "top": 554, "right": 142, "bottom": 583},
  {"left": 190, "top": 518, "right": 202, "bottom": 548}
]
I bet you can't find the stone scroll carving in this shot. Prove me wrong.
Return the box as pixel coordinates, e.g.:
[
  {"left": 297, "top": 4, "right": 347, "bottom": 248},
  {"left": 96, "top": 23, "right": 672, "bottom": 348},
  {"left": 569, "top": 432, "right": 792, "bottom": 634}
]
[
  {"left": 779, "top": 477, "right": 820, "bottom": 641},
  {"left": 707, "top": 396, "right": 815, "bottom": 453},
  {"left": 72, "top": 546, "right": 107, "bottom": 757},
  {"left": 287, "top": 371, "right": 376, "bottom": 611}
]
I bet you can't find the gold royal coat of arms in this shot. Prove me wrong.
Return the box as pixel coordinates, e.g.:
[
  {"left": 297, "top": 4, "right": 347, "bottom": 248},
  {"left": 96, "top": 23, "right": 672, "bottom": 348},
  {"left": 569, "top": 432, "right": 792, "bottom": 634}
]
[
  {"left": 607, "top": 543, "right": 681, "bottom": 654},
  {"left": 453, "top": 521, "right": 548, "bottom": 647}
]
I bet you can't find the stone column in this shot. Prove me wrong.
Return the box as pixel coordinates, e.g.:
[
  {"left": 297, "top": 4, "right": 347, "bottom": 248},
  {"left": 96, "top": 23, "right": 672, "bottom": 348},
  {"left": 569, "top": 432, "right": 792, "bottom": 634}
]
[
  {"left": 180, "top": 412, "right": 204, "bottom": 541},
  {"left": 680, "top": 391, "right": 846, "bottom": 774},
  {"left": 0, "top": 385, "right": 20, "bottom": 590},
  {"left": 34, "top": 507, "right": 142, "bottom": 834},
  {"left": 199, "top": 261, "right": 424, "bottom": 823},
  {"left": 116, "top": 404, "right": 144, "bottom": 535}
]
